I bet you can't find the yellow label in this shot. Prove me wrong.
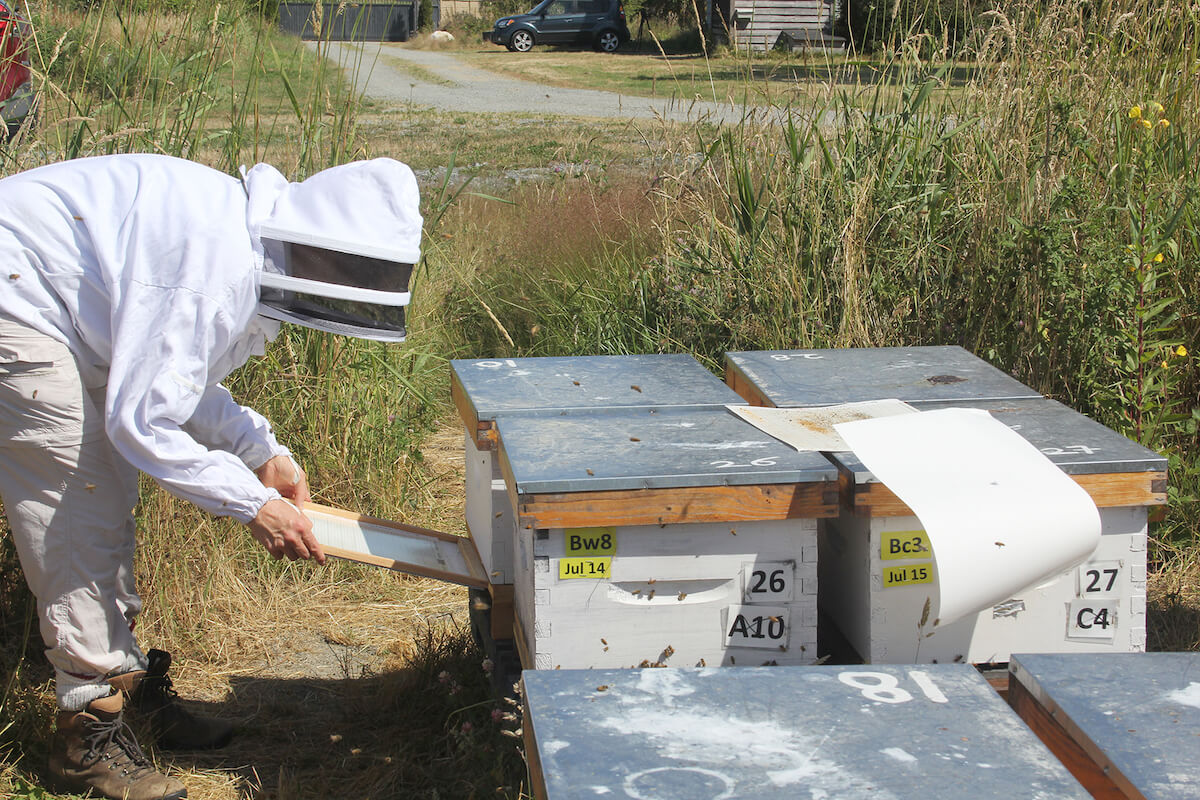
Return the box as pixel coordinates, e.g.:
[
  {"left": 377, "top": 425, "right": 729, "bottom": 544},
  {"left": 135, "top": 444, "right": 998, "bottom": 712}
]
[
  {"left": 883, "top": 564, "right": 934, "bottom": 588},
  {"left": 881, "top": 530, "right": 932, "bottom": 561},
  {"left": 565, "top": 527, "right": 616, "bottom": 557},
  {"left": 559, "top": 557, "right": 612, "bottom": 580}
]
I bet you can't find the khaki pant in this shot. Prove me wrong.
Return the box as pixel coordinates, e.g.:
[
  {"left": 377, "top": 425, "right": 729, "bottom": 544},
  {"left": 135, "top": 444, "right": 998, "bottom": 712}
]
[{"left": 0, "top": 316, "right": 145, "bottom": 710}]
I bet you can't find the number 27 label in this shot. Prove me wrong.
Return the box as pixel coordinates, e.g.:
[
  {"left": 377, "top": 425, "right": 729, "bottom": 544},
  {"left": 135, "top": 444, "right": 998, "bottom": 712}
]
[{"left": 1077, "top": 560, "right": 1121, "bottom": 596}]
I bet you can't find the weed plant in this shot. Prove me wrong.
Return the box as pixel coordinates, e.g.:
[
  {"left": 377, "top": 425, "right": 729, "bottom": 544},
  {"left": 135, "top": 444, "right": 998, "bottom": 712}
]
[
  {"left": 436, "top": 0, "right": 1198, "bottom": 545},
  {"left": 0, "top": 1, "right": 528, "bottom": 798}
]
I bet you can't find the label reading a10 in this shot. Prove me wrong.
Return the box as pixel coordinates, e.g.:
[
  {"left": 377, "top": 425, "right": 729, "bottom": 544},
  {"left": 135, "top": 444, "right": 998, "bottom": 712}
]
[{"left": 724, "top": 605, "right": 789, "bottom": 649}]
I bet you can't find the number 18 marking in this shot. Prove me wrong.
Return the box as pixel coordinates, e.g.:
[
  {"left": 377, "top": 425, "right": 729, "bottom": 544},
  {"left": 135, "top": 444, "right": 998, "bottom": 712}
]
[{"left": 838, "top": 670, "right": 949, "bottom": 704}]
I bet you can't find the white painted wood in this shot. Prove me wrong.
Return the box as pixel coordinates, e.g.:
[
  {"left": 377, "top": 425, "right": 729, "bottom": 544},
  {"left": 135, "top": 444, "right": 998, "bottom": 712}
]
[
  {"left": 463, "top": 430, "right": 516, "bottom": 584},
  {"left": 513, "top": 518, "right": 820, "bottom": 669},
  {"left": 820, "top": 506, "right": 1148, "bottom": 664},
  {"left": 305, "top": 503, "right": 487, "bottom": 588}
]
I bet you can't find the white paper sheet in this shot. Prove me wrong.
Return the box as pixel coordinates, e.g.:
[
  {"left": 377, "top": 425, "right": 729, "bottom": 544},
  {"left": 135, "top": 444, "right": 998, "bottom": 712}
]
[
  {"left": 727, "top": 400, "right": 918, "bottom": 452},
  {"left": 835, "top": 408, "right": 1101, "bottom": 627}
]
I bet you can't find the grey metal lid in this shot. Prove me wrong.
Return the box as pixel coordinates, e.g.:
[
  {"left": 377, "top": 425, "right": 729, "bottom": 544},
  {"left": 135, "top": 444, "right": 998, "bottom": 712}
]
[
  {"left": 497, "top": 406, "right": 836, "bottom": 494},
  {"left": 1010, "top": 653, "right": 1200, "bottom": 800},
  {"left": 726, "top": 346, "right": 1041, "bottom": 407},
  {"left": 523, "top": 664, "right": 1091, "bottom": 799},
  {"left": 831, "top": 398, "right": 1166, "bottom": 482},
  {"left": 451, "top": 354, "right": 745, "bottom": 421}
]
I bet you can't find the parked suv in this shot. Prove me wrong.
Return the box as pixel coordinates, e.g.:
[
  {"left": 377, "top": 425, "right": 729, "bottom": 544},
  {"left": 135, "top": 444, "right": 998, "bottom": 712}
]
[
  {"left": 0, "top": 0, "right": 33, "bottom": 138},
  {"left": 484, "top": 0, "right": 630, "bottom": 53}
]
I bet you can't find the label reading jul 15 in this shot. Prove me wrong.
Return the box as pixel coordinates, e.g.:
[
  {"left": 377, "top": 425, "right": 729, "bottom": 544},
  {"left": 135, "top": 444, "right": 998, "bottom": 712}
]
[
  {"left": 881, "top": 530, "right": 931, "bottom": 561},
  {"left": 560, "top": 528, "right": 616, "bottom": 580},
  {"left": 883, "top": 564, "right": 933, "bottom": 588}
]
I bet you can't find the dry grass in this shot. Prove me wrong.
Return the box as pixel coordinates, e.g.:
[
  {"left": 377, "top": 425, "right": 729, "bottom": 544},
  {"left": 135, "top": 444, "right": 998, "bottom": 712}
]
[{"left": 0, "top": 418, "right": 529, "bottom": 800}]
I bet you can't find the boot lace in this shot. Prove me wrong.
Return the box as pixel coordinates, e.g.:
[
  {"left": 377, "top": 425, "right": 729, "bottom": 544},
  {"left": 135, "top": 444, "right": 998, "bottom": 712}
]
[{"left": 80, "top": 715, "right": 157, "bottom": 779}]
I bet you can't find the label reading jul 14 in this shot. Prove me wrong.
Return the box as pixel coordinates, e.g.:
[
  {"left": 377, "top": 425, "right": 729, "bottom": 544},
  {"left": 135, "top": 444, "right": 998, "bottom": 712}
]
[
  {"left": 560, "top": 528, "right": 616, "bottom": 580},
  {"left": 559, "top": 557, "right": 612, "bottom": 580},
  {"left": 881, "top": 530, "right": 931, "bottom": 561}
]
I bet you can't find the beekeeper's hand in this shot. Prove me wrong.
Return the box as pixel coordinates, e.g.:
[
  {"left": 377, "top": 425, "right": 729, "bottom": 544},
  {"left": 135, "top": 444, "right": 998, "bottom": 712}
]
[
  {"left": 249, "top": 498, "right": 326, "bottom": 564},
  {"left": 255, "top": 454, "right": 311, "bottom": 507}
]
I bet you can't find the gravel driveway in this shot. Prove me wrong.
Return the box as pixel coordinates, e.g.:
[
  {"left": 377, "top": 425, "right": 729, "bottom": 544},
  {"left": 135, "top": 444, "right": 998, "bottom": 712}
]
[{"left": 314, "top": 41, "right": 757, "bottom": 124}]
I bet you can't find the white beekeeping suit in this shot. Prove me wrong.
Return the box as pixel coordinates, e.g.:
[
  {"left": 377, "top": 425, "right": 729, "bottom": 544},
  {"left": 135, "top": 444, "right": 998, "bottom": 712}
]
[{"left": 0, "top": 153, "right": 421, "bottom": 718}]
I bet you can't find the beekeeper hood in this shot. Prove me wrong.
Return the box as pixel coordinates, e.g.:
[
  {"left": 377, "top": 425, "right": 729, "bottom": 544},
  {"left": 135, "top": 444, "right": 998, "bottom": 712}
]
[{"left": 246, "top": 158, "right": 422, "bottom": 342}]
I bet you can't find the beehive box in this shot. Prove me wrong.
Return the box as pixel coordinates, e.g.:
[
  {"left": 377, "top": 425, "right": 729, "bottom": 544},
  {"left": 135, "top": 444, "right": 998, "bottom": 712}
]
[
  {"left": 1009, "top": 653, "right": 1200, "bottom": 800},
  {"left": 495, "top": 406, "right": 838, "bottom": 669},
  {"left": 522, "top": 664, "right": 1092, "bottom": 800},
  {"left": 822, "top": 399, "right": 1167, "bottom": 664},
  {"left": 451, "top": 355, "right": 747, "bottom": 591},
  {"left": 724, "top": 345, "right": 1043, "bottom": 408}
]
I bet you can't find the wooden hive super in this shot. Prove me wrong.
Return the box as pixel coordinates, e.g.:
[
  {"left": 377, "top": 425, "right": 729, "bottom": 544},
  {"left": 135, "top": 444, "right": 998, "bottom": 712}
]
[
  {"left": 495, "top": 405, "right": 838, "bottom": 669},
  {"left": 450, "top": 355, "right": 747, "bottom": 645},
  {"left": 723, "top": 347, "right": 1165, "bottom": 664}
]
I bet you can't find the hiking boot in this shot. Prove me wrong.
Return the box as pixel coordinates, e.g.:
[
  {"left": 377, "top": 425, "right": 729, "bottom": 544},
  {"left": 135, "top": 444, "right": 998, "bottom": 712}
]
[
  {"left": 110, "top": 649, "right": 234, "bottom": 751},
  {"left": 48, "top": 690, "right": 187, "bottom": 800}
]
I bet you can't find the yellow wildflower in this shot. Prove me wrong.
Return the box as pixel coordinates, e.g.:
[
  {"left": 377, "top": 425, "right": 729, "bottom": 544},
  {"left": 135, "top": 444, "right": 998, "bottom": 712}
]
[
  {"left": 1150, "top": 101, "right": 1165, "bottom": 116},
  {"left": 1177, "top": 345, "right": 1189, "bottom": 357},
  {"left": 1129, "top": 105, "right": 1142, "bottom": 119},
  {"left": 1159, "top": 118, "right": 1170, "bottom": 128},
  {"left": 1154, "top": 252, "right": 1165, "bottom": 263},
  {"left": 1161, "top": 360, "right": 1169, "bottom": 369},
  {"left": 1141, "top": 118, "right": 1153, "bottom": 129}
]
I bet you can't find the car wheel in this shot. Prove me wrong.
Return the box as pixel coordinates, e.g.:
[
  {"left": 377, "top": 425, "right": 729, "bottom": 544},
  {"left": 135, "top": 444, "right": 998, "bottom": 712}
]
[
  {"left": 595, "top": 29, "right": 621, "bottom": 52},
  {"left": 510, "top": 29, "right": 535, "bottom": 52}
]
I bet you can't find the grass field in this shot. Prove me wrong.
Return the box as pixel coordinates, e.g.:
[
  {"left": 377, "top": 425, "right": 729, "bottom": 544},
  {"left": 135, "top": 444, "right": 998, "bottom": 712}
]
[{"left": 1, "top": 0, "right": 1198, "bottom": 798}]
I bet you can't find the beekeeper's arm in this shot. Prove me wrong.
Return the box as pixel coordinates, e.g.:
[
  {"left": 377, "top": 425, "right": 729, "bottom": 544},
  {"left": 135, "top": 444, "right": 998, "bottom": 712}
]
[
  {"left": 104, "top": 287, "right": 324, "bottom": 564},
  {"left": 184, "top": 384, "right": 311, "bottom": 507}
]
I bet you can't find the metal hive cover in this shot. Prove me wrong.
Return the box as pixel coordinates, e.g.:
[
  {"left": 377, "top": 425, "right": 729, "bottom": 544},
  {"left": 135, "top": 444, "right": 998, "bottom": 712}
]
[
  {"left": 451, "top": 354, "right": 744, "bottom": 421},
  {"left": 1010, "top": 653, "right": 1200, "bottom": 800},
  {"left": 831, "top": 398, "right": 1166, "bottom": 480},
  {"left": 725, "top": 346, "right": 1041, "bottom": 407},
  {"left": 496, "top": 406, "right": 836, "bottom": 494},
  {"left": 523, "top": 665, "right": 1091, "bottom": 799}
]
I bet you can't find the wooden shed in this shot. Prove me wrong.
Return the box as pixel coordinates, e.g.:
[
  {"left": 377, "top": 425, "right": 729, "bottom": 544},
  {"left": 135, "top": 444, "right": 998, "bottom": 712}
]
[{"left": 709, "top": 0, "right": 844, "bottom": 51}]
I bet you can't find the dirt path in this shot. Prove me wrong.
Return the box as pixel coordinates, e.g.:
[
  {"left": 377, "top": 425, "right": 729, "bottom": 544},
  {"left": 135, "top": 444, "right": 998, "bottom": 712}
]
[{"left": 313, "top": 41, "right": 756, "bottom": 123}]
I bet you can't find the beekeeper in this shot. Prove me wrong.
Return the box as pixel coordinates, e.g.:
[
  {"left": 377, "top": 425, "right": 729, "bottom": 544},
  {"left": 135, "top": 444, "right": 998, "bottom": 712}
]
[{"left": 0, "top": 154, "right": 421, "bottom": 800}]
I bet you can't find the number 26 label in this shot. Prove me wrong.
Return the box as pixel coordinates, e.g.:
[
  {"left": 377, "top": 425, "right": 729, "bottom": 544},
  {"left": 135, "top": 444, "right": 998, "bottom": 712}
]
[{"left": 741, "top": 561, "right": 794, "bottom": 601}]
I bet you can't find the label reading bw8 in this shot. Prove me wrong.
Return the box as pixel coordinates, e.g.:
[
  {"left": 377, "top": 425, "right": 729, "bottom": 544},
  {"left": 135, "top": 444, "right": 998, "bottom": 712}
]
[{"left": 565, "top": 527, "right": 616, "bottom": 557}]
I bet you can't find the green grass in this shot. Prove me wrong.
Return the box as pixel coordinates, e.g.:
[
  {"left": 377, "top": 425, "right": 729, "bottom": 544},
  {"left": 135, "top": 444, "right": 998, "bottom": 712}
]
[{"left": 1, "top": 0, "right": 1198, "bottom": 797}]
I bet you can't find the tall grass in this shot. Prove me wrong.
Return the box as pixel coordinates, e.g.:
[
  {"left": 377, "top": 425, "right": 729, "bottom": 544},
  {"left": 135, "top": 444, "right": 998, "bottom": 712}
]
[
  {"left": 437, "top": 0, "right": 1198, "bottom": 546},
  {"left": 0, "top": 3, "right": 529, "bottom": 798}
]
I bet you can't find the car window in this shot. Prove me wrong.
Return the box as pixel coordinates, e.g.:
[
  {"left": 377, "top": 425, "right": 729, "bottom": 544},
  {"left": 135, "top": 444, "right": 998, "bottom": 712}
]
[{"left": 545, "top": 0, "right": 575, "bottom": 14}]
